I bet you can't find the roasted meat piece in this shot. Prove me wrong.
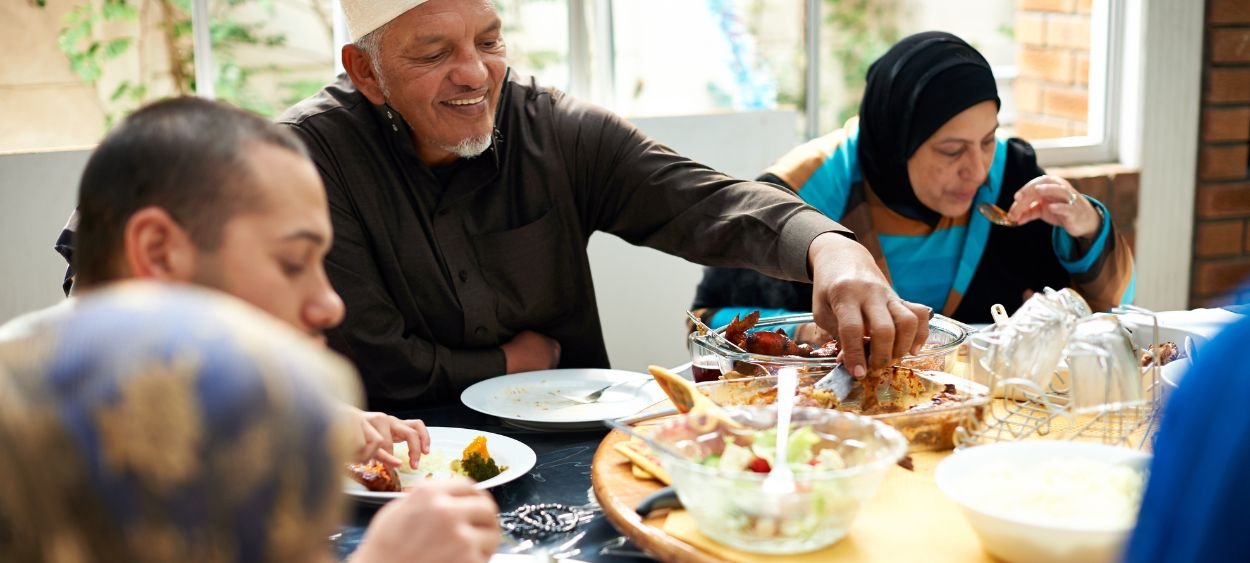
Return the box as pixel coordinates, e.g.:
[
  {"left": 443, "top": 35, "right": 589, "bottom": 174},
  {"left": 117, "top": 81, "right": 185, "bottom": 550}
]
[
  {"left": 1140, "top": 341, "right": 1180, "bottom": 367},
  {"left": 347, "top": 460, "right": 401, "bottom": 492}
]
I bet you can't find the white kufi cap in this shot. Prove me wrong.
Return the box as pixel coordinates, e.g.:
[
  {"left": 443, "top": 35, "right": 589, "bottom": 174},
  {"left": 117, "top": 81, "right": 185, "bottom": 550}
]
[{"left": 341, "top": 0, "right": 430, "bottom": 41}]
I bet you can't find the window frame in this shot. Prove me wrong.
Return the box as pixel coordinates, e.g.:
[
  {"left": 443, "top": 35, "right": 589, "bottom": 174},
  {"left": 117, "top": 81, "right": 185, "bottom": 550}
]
[
  {"left": 563, "top": 0, "right": 1133, "bottom": 168},
  {"left": 211, "top": 0, "right": 1133, "bottom": 169}
]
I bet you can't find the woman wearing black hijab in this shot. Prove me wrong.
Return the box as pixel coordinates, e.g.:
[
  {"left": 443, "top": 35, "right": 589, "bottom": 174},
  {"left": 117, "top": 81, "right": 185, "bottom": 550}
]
[{"left": 692, "top": 31, "right": 1134, "bottom": 326}]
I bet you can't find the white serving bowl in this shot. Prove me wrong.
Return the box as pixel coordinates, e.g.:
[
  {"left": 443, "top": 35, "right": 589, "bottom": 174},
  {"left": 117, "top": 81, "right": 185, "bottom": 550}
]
[{"left": 935, "top": 441, "right": 1150, "bottom": 563}]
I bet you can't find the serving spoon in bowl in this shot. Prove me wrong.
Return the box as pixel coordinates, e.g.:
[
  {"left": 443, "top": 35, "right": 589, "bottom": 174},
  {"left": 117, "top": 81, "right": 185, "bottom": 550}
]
[{"left": 761, "top": 367, "right": 799, "bottom": 497}]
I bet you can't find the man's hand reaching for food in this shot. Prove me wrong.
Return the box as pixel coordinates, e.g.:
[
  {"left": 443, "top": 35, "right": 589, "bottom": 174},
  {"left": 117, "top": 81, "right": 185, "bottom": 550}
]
[{"left": 807, "top": 232, "right": 931, "bottom": 378}]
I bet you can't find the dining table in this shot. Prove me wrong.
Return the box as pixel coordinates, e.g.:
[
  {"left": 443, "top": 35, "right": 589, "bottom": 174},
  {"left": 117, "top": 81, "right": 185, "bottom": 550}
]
[
  {"left": 333, "top": 305, "right": 1244, "bottom": 562},
  {"left": 334, "top": 399, "right": 654, "bottom": 562}
]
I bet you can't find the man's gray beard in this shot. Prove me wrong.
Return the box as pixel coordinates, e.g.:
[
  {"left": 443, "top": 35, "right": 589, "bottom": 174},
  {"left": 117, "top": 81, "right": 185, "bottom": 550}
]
[
  {"left": 440, "top": 134, "right": 493, "bottom": 159},
  {"left": 378, "top": 76, "right": 493, "bottom": 159}
]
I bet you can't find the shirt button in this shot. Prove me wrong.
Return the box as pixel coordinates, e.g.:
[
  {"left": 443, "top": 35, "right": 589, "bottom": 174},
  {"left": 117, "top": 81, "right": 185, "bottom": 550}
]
[
  {"left": 474, "top": 326, "right": 488, "bottom": 338},
  {"left": 458, "top": 270, "right": 469, "bottom": 282}
]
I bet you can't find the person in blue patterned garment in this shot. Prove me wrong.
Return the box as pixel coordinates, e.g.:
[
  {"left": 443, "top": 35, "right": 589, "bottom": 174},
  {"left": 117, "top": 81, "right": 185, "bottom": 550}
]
[
  {"left": 1124, "top": 310, "right": 1250, "bottom": 562},
  {"left": 0, "top": 282, "right": 500, "bottom": 563}
]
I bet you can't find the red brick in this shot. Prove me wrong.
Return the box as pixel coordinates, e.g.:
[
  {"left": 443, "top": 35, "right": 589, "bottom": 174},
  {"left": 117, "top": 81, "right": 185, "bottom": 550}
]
[
  {"left": 1246, "top": 221, "right": 1250, "bottom": 253},
  {"left": 1019, "top": 47, "right": 1073, "bottom": 83},
  {"left": 1015, "top": 79, "right": 1044, "bottom": 113},
  {"left": 1211, "top": 28, "right": 1250, "bottom": 64},
  {"left": 1196, "top": 182, "right": 1250, "bottom": 218},
  {"left": 1113, "top": 209, "right": 1137, "bottom": 235},
  {"left": 1200, "top": 145, "right": 1250, "bottom": 181},
  {"left": 1211, "top": 0, "right": 1250, "bottom": 24},
  {"left": 1014, "top": 117, "right": 1069, "bottom": 141},
  {"left": 1075, "top": 0, "right": 1091, "bottom": 15},
  {"left": 1202, "top": 106, "right": 1250, "bottom": 142},
  {"left": 1074, "top": 52, "right": 1089, "bottom": 86},
  {"left": 1206, "top": 68, "right": 1250, "bottom": 103},
  {"left": 1042, "top": 87, "right": 1089, "bottom": 120},
  {"left": 1190, "top": 291, "right": 1241, "bottom": 309},
  {"left": 1017, "top": 13, "right": 1047, "bottom": 46},
  {"left": 1020, "top": 0, "right": 1076, "bottom": 13},
  {"left": 1046, "top": 15, "right": 1091, "bottom": 50},
  {"left": 1193, "top": 259, "right": 1250, "bottom": 294},
  {"left": 1070, "top": 175, "right": 1110, "bottom": 203},
  {"left": 1112, "top": 172, "right": 1140, "bottom": 210},
  {"left": 1196, "top": 221, "right": 1247, "bottom": 258}
]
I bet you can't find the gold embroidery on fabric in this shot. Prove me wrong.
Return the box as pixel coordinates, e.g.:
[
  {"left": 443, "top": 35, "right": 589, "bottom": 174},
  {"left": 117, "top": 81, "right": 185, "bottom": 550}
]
[
  {"left": 47, "top": 530, "right": 90, "bottom": 563},
  {"left": 95, "top": 351, "right": 205, "bottom": 492},
  {"left": 128, "top": 521, "right": 188, "bottom": 563},
  {"left": 218, "top": 420, "right": 274, "bottom": 503},
  {"left": 265, "top": 467, "right": 308, "bottom": 561}
]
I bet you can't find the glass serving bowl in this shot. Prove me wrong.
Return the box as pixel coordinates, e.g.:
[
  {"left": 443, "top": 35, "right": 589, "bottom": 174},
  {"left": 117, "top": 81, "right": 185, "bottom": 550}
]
[
  {"left": 627, "top": 406, "right": 907, "bottom": 555},
  {"left": 690, "top": 313, "right": 970, "bottom": 382}
]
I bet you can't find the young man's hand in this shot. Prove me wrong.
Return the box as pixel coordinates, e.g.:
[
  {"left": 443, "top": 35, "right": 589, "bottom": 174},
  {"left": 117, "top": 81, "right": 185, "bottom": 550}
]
[{"left": 352, "top": 478, "right": 501, "bottom": 563}]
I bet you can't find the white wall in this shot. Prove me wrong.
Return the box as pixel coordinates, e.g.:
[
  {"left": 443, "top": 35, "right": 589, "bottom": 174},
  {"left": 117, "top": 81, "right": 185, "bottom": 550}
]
[
  {"left": 0, "top": 149, "right": 90, "bottom": 322},
  {"left": 0, "top": 112, "right": 800, "bottom": 374},
  {"left": 591, "top": 110, "right": 799, "bottom": 372}
]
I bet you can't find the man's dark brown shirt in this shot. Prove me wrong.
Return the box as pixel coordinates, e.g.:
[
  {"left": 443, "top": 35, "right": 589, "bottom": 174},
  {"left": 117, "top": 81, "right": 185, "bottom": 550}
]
[{"left": 280, "top": 72, "right": 847, "bottom": 407}]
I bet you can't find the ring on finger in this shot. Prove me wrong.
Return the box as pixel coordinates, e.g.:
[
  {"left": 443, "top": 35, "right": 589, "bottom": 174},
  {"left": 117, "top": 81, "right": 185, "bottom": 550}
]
[{"left": 1067, "top": 191, "right": 1078, "bottom": 205}]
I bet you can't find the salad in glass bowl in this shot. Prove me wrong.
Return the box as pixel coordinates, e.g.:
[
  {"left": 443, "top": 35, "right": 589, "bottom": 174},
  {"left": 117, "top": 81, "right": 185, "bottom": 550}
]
[{"left": 616, "top": 405, "right": 908, "bottom": 554}]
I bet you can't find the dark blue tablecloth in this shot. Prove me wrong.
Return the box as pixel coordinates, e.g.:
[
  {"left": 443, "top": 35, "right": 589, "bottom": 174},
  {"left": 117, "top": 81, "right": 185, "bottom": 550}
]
[{"left": 335, "top": 403, "right": 654, "bottom": 561}]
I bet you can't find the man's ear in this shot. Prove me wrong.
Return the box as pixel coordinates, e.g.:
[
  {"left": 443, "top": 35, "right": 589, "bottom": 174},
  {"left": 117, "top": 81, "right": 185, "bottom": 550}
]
[
  {"left": 122, "top": 207, "right": 200, "bottom": 282},
  {"left": 343, "top": 44, "right": 387, "bottom": 105}
]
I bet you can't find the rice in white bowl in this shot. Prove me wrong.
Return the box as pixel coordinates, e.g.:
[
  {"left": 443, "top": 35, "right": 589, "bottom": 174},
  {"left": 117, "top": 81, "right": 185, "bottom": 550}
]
[
  {"left": 936, "top": 441, "right": 1152, "bottom": 563},
  {"left": 963, "top": 458, "right": 1145, "bottom": 529}
]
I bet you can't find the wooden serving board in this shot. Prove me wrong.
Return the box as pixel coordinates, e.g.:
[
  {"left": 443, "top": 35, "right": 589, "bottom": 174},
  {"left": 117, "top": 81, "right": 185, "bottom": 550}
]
[{"left": 591, "top": 430, "right": 994, "bottom": 562}]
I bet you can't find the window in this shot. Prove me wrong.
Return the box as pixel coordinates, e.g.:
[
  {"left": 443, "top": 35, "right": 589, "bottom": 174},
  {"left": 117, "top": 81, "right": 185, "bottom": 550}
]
[
  {"left": 2, "top": 0, "right": 1127, "bottom": 166},
  {"left": 609, "top": 0, "right": 798, "bottom": 118}
]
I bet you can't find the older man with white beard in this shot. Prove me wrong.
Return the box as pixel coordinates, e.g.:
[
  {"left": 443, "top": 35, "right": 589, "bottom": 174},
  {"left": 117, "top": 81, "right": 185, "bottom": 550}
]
[{"left": 280, "top": 0, "right": 931, "bottom": 409}]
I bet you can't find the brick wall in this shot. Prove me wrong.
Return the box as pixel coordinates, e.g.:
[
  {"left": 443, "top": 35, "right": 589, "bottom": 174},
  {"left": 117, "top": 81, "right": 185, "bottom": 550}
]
[
  {"left": 1192, "top": 0, "right": 1250, "bottom": 307},
  {"left": 1014, "top": 0, "right": 1092, "bottom": 140},
  {"left": 1050, "top": 164, "right": 1139, "bottom": 254}
]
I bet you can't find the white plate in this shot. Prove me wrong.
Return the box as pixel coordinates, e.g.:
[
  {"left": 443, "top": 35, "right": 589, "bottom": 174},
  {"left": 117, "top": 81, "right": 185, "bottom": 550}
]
[
  {"left": 490, "top": 555, "right": 586, "bottom": 563},
  {"left": 460, "top": 368, "right": 664, "bottom": 429},
  {"left": 1118, "top": 321, "right": 1209, "bottom": 389},
  {"left": 344, "top": 427, "right": 536, "bottom": 504}
]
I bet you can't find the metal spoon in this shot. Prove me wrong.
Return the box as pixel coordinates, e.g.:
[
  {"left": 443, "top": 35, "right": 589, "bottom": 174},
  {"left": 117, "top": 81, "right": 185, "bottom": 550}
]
[
  {"left": 977, "top": 202, "right": 1020, "bottom": 227},
  {"left": 686, "top": 311, "right": 748, "bottom": 353}
]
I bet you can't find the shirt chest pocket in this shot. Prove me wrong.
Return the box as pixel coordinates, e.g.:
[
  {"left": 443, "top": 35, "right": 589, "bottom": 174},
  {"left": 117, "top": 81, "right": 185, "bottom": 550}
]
[{"left": 471, "top": 208, "right": 578, "bottom": 328}]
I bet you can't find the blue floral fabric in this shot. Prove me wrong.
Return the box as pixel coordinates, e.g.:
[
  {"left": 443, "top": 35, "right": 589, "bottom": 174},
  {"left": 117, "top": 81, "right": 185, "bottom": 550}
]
[{"left": 0, "top": 281, "right": 361, "bottom": 563}]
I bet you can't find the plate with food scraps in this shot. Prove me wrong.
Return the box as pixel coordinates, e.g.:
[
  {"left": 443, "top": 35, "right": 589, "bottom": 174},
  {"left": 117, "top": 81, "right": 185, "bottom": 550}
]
[
  {"left": 345, "top": 427, "right": 536, "bottom": 504},
  {"left": 460, "top": 368, "right": 665, "bottom": 431}
]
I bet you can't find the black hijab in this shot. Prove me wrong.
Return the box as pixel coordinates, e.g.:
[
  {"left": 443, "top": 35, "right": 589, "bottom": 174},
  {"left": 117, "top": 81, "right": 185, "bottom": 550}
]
[{"left": 858, "top": 31, "right": 1000, "bottom": 226}]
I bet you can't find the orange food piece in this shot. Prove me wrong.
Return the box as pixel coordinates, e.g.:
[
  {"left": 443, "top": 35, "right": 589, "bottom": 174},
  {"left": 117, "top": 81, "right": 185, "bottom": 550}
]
[
  {"left": 347, "top": 461, "right": 401, "bottom": 492},
  {"left": 462, "top": 435, "right": 491, "bottom": 461}
]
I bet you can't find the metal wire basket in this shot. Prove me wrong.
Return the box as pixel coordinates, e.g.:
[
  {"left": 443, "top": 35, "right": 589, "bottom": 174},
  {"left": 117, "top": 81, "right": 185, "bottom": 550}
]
[{"left": 954, "top": 305, "right": 1165, "bottom": 451}]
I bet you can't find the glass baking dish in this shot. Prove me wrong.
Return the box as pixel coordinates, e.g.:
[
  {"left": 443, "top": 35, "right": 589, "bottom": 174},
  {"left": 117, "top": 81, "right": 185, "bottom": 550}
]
[
  {"left": 690, "top": 312, "right": 970, "bottom": 382},
  {"left": 693, "top": 370, "right": 989, "bottom": 452}
]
